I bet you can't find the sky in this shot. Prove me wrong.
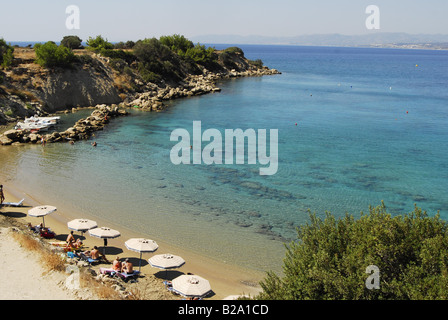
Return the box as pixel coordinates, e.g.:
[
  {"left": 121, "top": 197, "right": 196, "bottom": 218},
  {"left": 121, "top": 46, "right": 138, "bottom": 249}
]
[{"left": 0, "top": 0, "right": 447, "bottom": 42}]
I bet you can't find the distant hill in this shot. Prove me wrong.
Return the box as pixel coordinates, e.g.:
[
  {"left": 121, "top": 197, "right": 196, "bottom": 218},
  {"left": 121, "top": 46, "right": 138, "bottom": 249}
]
[{"left": 192, "top": 33, "right": 448, "bottom": 49}]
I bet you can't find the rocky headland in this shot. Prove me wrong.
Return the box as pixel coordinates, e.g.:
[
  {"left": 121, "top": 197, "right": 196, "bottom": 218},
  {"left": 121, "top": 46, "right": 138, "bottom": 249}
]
[{"left": 0, "top": 41, "right": 280, "bottom": 145}]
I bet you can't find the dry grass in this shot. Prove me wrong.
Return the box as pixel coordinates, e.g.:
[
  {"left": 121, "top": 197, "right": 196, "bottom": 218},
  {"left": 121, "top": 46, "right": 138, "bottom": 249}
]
[
  {"left": 79, "top": 270, "right": 124, "bottom": 300},
  {"left": 11, "top": 230, "right": 65, "bottom": 272}
]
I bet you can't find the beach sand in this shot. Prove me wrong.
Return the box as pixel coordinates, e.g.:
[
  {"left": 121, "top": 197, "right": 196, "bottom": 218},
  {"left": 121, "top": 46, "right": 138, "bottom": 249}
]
[
  {"left": 0, "top": 226, "right": 79, "bottom": 300},
  {"left": 0, "top": 186, "right": 265, "bottom": 300}
]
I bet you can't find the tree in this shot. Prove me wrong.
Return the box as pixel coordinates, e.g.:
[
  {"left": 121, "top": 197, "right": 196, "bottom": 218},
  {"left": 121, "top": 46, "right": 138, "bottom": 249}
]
[
  {"left": 61, "top": 35, "right": 83, "bottom": 49},
  {"left": 133, "top": 38, "right": 172, "bottom": 62},
  {"left": 0, "top": 38, "right": 14, "bottom": 68},
  {"left": 159, "top": 34, "right": 194, "bottom": 54},
  {"left": 34, "top": 41, "right": 75, "bottom": 68},
  {"left": 86, "top": 35, "right": 114, "bottom": 51},
  {"left": 257, "top": 202, "right": 448, "bottom": 300},
  {"left": 185, "top": 44, "right": 215, "bottom": 64}
]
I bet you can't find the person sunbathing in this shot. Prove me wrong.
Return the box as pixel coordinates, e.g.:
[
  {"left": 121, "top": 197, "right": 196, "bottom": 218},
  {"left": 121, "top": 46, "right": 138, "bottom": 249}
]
[
  {"left": 75, "top": 238, "right": 84, "bottom": 248},
  {"left": 121, "top": 258, "right": 133, "bottom": 274},
  {"left": 90, "top": 246, "right": 110, "bottom": 263},
  {"left": 65, "top": 239, "right": 83, "bottom": 252},
  {"left": 40, "top": 227, "right": 55, "bottom": 239},
  {"left": 112, "top": 256, "right": 122, "bottom": 271}
]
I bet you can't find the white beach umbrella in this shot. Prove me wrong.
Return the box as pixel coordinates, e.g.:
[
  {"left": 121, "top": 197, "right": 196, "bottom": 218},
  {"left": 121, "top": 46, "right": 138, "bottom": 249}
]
[
  {"left": 67, "top": 219, "right": 97, "bottom": 236},
  {"left": 28, "top": 205, "right": 57, "bottom": 228},
  {"left": 88, "top": 227, "right": 121, "bottom": 254},
  {"left": 125, "top": 238, "right": 159, "bottom": 271},
  {"left": 148, "top": 253, "right": 185, "bottom": 279},
  {"left": 172, "top": 274, "right": 212, "bottom": 298}
]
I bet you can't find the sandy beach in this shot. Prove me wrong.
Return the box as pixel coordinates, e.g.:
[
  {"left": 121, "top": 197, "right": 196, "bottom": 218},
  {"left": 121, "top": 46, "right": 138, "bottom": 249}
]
[{"left": 0, "top": 185, "right": 265, "bottom": 300}]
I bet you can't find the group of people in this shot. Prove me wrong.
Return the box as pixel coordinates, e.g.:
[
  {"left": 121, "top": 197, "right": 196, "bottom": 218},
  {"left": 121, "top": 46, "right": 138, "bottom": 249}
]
[
  {"left": 27, "top": 222, "right": 56, "bottom": 239},
  {"left": 112, "top": 256, "right": 134, "bottom": 274},
  {"left": 66, "top": 230, "right": 109, "bottom": 263}
]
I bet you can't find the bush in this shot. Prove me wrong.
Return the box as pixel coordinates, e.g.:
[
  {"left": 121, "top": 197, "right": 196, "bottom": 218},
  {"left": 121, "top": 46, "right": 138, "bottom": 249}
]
[
  {"left": 0, "top": 38, "right": 14, "bottom": 68},
  {"left": 159, "top": 34, "right": 194, "bottom": 54},
  {"left": 61, "top": 35, "right": 83, "bottom": 49},
  {"left": 114, "top": 41, "right": 135, "bottom": 50},
  {"left": 249, "top": 59, "right": 264, "bottom": 68},
  {"left": 258, "top": 202, "right": 448, "bottom": 300},
  {"left": 133, "top": 38, "right": 172, "bottom": 62},
  {"left": 86, "top": 35, "right": 114, "bottom": 51},
  {"left": 34, "top": 42, "right": 75, "bottom": 68},
  {"left": 223, "top": 46, "right": 244, "bottom": 56},
  {"left": 185, "top": 44, "right": 215, "bottom": 64}
]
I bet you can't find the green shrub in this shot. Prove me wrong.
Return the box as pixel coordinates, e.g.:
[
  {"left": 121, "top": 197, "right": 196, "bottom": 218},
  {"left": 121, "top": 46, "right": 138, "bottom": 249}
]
[
  {"left": 258, "top": 202, "right": 448, "bottom": 300},
  {"left": 159, "top": 34, "right": 194, "bottom": 54},
  {"left": 133, "top": 38, "right": 172, "bottom": 62},
  {"left": 0, "top": 38, "right": 14, "bottom": 68},
  {"left": 185, "top": 44, "right": 215, "bottom": 64},
  {"left": 86, "top": 35, "right": 114, "bottom": 51},
  {"left": 61, "top": 35, "right": 83, "bottom": 49},
  {"left": 249, "top": 59, "right": 264, "bottom": 68},
  {"left": 34, "top": 42, "right": 75, "bottom": 68},
  {"left": 223, "top": 46, "right": 244, "bottom": 56},
  {"left": 97, "top": 48, "right": 135, "bottom": 63}
]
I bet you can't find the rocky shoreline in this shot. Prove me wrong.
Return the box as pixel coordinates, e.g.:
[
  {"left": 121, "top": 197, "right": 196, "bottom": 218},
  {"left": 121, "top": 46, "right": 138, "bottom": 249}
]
[{"left": 0, "top": 66, "right": 280, "bottom": 146}]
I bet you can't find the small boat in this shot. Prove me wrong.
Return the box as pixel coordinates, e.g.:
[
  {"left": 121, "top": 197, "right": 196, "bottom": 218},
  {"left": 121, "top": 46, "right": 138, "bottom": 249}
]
[
  {"left": 15, "top": 115, "right": 60, "bottom": 132},
  {"left": 24, "top": 115, "right": 60, "bottom": 125},
  {"left": 15, "top": 121, "right": 51, "bottom": 132}
]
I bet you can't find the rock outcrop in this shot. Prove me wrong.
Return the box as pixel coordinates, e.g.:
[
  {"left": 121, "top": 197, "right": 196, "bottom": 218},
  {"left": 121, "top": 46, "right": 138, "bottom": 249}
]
[
  {"left": 128, "top": 67, "right": 280, "bottom": 111},
  {"left": 0, "top": 45, "right": 281, "bottom": 144},
  {"left": 0, "top": 104, "right": 128, "bottom": 145}
]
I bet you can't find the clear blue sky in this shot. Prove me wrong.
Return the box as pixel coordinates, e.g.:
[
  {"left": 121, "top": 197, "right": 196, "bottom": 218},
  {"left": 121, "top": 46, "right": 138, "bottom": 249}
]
[{"left": 0, "top": 0, "right": 446, "bottom": 41}]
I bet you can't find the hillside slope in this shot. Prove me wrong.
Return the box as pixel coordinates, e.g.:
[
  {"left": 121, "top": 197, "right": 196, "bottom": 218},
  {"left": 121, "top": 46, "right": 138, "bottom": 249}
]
[{"left": 0, "top": 44, "right": 280, "bottom": 125}]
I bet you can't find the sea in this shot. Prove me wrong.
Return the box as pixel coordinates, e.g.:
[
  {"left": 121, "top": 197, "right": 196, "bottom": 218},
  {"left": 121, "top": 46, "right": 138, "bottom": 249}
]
[{"left": 1, "top": 44, "right": 448, "bottom": 273}]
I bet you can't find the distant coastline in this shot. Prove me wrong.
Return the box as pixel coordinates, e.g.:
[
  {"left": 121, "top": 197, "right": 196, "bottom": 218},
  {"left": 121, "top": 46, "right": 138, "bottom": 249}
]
[{"left": 192, "top": 32, "right": 448, "bottom": 50}]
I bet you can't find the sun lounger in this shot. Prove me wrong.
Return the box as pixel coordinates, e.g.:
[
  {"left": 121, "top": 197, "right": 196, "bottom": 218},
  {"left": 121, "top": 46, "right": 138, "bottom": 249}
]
[
  {"left": 99, "top": 268, "right": 116, "bottom": 275},
  {"left": 117, "top": 271, "right": 140, "bottom": 282},
  {"left": 50, "top": 241, "right": 67, "bottom": 247},
  {"left": 1, "top": 199, "right": 24, "bottom": 207}
]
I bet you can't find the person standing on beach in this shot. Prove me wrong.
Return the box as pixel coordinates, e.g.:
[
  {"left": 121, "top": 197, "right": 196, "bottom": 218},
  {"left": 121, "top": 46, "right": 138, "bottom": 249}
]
[
  {"left": 66, "top": 231, "right": 75, "bottom": 244},
  {"left": 0, "top": 185, "right": 5, "bottom": 205}
]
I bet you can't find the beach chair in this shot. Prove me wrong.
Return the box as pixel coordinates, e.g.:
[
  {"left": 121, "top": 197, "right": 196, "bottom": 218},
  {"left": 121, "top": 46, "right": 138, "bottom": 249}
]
[
  {"left": 99, "top": 268, "right": 117, "bottom": 276},
  {"left": 77, "top": 252, "right": 98, "bottom": 265},
  {"left": 117, "top": 271, "right": 140, "bottom": 282},
  {"left": 1, "top": 199, "right": 25, "bottom": 207}
]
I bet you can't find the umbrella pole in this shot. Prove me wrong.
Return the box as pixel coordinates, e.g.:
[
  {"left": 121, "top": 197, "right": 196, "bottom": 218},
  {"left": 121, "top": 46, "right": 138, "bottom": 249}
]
[
  {"left": 139, "top": 252, "right": 142, "bottom": 272},
  {"left": 42, "top": 216, "right": 45, "bottom": 228}
]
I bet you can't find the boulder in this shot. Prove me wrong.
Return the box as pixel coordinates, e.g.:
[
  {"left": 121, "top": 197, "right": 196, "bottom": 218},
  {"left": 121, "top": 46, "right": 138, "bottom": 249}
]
[
  {"left": 0, "top": 135, "right": 13, "bottom": 145},
  {"left": 3, "top": 129, "right": 21, "bottom": 140}
]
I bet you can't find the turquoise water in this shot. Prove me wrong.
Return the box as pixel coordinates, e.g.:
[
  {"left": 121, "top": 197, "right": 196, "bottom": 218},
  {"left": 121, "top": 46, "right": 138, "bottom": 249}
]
[{"left": 1, "top": 45, "right": 448, "bottom": 272}]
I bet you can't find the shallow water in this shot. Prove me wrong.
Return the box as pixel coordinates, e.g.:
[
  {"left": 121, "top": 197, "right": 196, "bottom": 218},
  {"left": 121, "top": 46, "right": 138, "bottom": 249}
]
[{"left": 1, "top": 45, "right": 447, "bottom": 273}]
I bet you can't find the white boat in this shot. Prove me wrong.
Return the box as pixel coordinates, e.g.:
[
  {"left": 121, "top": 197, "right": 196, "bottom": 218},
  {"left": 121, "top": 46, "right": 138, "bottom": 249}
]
[
  {"left": 24, "top": 115, "right": 60, "bottom": 125},
  {"left": 15, "top": 115, "right": 60, "bottom": 132},
  {"left": 15, "top": 121, "right": 52, "bottom": 132}
]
